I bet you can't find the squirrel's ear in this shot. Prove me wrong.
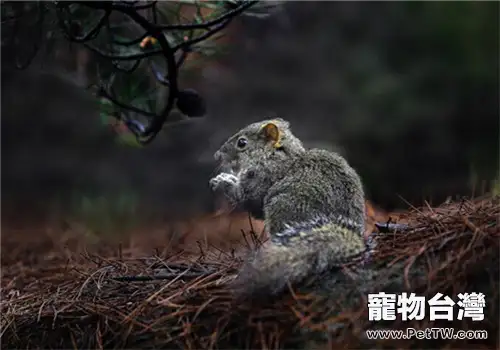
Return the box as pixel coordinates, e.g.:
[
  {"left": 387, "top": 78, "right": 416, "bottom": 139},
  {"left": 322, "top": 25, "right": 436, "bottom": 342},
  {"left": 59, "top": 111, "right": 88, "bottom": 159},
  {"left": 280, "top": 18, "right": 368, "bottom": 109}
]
[
  {"left": 261, "top": 122, "right": 282, "bottom": 148},
  {"left": 274, "top": 117, "right": 289, "bottom": 127}
]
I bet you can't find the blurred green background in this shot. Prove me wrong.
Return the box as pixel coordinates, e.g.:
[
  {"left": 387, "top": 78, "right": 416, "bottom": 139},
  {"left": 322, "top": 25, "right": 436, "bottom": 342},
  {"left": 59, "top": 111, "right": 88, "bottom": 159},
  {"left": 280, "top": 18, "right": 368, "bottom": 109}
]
[{"left": 1, "top": 1, "right": 498, "bottom": 232}]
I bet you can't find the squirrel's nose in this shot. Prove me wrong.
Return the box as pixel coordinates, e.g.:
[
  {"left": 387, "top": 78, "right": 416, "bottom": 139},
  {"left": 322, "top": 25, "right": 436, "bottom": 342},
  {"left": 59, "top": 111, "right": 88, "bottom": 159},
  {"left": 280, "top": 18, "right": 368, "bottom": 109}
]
[{"left": 214, "top": 151, "right": 222, "bottom": 162}]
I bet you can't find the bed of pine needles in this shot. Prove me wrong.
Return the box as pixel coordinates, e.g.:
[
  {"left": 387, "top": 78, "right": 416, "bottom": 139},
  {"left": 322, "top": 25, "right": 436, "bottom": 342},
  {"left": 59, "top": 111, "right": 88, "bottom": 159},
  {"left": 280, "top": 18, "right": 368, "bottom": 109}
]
[{"left": 1, "top": 195, "right": 499, "bottom": 349}]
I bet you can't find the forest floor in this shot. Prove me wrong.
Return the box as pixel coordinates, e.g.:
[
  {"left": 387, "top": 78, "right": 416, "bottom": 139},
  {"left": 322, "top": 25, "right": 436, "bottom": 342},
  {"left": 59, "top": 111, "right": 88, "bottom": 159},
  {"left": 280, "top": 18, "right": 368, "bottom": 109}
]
[{"left": 1, "top": 196, "right": 498, "bottom": 349}]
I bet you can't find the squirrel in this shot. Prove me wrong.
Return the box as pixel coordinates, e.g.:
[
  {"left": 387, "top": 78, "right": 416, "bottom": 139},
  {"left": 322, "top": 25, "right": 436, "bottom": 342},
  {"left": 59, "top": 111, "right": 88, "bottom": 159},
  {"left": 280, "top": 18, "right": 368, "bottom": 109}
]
[{"left": 209, "top": 118, "right": 368, "bottom": 298}]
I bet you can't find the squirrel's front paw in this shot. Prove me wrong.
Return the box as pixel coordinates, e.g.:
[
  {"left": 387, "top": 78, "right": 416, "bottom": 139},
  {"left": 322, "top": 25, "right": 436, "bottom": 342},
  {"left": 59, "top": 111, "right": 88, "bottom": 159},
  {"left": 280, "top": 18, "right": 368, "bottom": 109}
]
[{"left": 209, "top": 172, "right": 239, "bottom": 192}]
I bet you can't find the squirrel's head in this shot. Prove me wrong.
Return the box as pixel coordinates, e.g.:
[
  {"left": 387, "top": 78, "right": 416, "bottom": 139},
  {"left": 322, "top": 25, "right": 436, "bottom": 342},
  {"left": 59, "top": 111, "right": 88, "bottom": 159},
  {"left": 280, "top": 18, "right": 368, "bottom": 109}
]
[{"left": 214, "top": 118, "right": 305, "bottom": 173}]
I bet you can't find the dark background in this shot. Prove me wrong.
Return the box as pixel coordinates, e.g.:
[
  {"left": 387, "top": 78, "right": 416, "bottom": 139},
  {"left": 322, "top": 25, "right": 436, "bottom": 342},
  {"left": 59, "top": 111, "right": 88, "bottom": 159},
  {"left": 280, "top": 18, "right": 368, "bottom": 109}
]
[{"left": 2, "top": 1, "right": 499, "bottom": 227}]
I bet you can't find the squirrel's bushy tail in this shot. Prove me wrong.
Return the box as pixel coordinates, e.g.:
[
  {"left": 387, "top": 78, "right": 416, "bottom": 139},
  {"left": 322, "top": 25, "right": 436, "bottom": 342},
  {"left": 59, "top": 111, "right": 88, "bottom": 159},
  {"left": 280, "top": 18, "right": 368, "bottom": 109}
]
[{"left": 232, "top": 223, "right": 367, "bottom": 299}]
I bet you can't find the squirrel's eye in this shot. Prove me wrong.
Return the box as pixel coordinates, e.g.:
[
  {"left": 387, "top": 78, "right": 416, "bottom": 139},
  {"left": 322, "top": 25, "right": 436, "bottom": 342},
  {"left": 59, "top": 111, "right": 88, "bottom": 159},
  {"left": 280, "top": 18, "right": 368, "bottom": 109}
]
[{"left": 236, "top": 137, "right": 248, "bottom": 149}]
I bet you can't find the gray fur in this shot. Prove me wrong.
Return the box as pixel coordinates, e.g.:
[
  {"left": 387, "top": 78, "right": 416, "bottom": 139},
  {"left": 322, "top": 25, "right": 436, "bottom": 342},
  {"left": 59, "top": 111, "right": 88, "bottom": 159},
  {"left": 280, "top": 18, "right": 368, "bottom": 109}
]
[{"left": 209, "top": 118, "right": 367, "bottom": 298}]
